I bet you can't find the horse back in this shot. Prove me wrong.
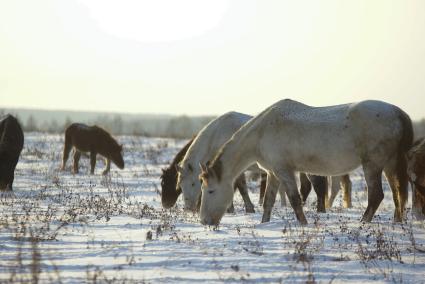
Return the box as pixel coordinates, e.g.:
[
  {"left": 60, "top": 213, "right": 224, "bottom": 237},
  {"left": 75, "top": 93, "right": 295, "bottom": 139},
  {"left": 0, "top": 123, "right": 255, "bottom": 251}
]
[
  {"left": 0, "top": 115, "right": 24, "bottom": 188},
  {"left": 257, "top": 100, "right": 408, "bottom": 175},
  {"left": 0, "top": 115, "right": 24, "bottom": 156},
  {"left": 184, "top": 112, "right": 252, "bottom": 165},
  {"left": 65, "top": 123, "right": 111, "bottom": 153}
]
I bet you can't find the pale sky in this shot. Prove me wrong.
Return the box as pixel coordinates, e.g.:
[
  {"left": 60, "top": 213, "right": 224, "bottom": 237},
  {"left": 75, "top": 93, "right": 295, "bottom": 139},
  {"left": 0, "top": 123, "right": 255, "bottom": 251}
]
[{"left": 1, "top": 1, "right": 425, "bottom": 119}]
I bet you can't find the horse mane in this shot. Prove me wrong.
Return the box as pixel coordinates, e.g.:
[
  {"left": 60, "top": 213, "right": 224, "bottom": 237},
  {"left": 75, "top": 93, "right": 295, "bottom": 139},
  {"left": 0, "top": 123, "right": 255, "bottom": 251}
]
[
  {"left": 172, "top": 136, "right": 196, "bottom": 169},
  {"left": 161, "top": 135, "right": 196, "bottom": 179},
  {"left": 92, "top": 125, "right": 121, "bottom": 150},
  {"left": 410, "top": 137, "right": 425, "bottom": 155}
]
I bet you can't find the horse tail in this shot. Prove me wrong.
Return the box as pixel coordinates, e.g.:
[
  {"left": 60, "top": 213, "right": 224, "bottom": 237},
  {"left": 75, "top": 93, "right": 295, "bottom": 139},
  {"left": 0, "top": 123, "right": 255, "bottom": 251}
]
[
  {"left": 394, "top": 108, "right": 414, "bottom": 212},
  {"left": 62, "top": 125, "right": 74, "bottom": 166},
  {"left": 397, "top": 108, "right": 414, "bottom": 155}
]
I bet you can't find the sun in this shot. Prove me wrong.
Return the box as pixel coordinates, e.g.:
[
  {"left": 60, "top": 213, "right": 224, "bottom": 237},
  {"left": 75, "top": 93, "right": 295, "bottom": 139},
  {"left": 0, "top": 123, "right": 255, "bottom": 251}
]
[{"left": 78, "top": 0, "right": 229, "bottom": 42}]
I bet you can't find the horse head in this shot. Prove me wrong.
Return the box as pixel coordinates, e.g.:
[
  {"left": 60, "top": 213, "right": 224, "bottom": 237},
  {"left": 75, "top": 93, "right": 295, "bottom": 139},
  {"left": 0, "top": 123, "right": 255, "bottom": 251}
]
[
  {"left": 160, "top": 167, "right": 181, "bottom": 209},
  {"left": 111, "top": 144, "right": 125, "bottom": 169},
  {"left": 176, "top": 162, "right": 203, "bottom": 212},
  {"left": 199, "top": 161, "right": 234, "bottom": 226}
]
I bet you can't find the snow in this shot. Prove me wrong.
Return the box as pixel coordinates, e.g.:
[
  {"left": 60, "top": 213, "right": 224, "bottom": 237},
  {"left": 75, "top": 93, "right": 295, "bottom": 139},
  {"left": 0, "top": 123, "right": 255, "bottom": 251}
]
[{"left": 1, "top": 133, "right": 424, "bottom": 283}]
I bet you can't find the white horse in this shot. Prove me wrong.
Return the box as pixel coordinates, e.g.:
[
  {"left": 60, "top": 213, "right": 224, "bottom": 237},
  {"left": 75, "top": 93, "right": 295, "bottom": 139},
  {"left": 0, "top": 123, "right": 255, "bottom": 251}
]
[
  {"left": 176, "top": 112, "right": 274, "bottom": 213},
  {"left": 199, "top": 99, "right": 413, "bottom": 226}
]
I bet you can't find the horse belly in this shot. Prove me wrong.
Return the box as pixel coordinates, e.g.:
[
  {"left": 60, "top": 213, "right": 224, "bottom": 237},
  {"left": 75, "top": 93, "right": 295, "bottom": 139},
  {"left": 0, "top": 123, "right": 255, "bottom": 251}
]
[
  {"left": 273, "top": 127, "right": 361, "bottom": 176},
  {"left": 71, "top": 135, "right": 92, "bottom": 153}
]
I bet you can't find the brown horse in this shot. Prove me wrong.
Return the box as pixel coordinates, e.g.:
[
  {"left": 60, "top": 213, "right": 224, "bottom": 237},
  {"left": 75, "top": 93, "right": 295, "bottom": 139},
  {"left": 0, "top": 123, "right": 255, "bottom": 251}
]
[
  {"left": 0, "top": 115, "right": 24, "bottom": 191},
  {"left": 407, "top": 137, "right": 425, "bottom": 219},
  {"left": 161, "top": 136, "right": 264, "bottom": 213},
  {"left": 61, "top": 123, "right": 124, "bottom": 175}
]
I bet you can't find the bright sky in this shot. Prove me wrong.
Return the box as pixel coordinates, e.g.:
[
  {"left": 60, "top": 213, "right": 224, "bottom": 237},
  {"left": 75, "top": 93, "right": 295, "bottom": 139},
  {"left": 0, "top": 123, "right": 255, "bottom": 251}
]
[{"left": 1, "top": 1, "right": 425, "bottom": 119}]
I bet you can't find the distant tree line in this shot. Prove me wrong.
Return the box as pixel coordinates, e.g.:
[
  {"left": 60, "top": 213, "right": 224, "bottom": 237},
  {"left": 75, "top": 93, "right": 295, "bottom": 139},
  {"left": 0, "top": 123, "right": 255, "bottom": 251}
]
[
  {"left": 3, "top": 108, "right": 425, "bottom": 140},
  {"left": 0, "top": 110, "right": 214, "bottom": 138}
]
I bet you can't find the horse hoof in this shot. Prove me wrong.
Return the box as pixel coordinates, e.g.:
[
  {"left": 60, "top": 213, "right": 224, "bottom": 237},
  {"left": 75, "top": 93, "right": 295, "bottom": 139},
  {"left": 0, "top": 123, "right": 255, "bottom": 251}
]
[
  {"left": 245, "top": 207, "right": 255, "bottom": 214},
  {"left": 261, "top": 216, "right": 270, "bottom": 223}
]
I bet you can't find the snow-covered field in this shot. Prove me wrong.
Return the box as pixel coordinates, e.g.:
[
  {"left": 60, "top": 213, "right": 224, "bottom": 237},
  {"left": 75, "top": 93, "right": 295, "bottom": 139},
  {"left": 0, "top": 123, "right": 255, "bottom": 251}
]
[{"left": 1, "top": 133, "right": 425, "bottom": 283}]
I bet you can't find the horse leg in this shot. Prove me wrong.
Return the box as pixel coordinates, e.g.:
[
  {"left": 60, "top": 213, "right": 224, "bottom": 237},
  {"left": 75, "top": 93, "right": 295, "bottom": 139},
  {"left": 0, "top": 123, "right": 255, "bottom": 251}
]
[
  {"left": 73, "top": 150, "right": 81, "bottom": 174},
  {"left": 90, "top": 151, "right": 97, "bottom": 175},
  {"left": 278, "top": 183, "right": 287, "bottom": 207},
  {"left": 261, "top": 173, "right": 279, "bottom": 223},
  {"left": 327, "top": 176, "right": 340, "bottom": 208},
  {"left": 384, "top": 156, "right": 408, "bottom": 222},
  {"left": 299, "top": 173, "right": 312, "bottom": 205},
  {"left": 361, "top": 164, "right": 384, "bottom": 222},
  {"left": 309, "top": 175, "right": 327, "bottom": 213},
  {"left": 412, "top": 186, "right": 425, "bottom": 220},
  {"left": 276, "top": 170, "right": 307, "bottom": 225},
  {"left": 234, "top": 174, "right": 255, "bottom": 213},
  {"left": 341, "top": 174, "right": 352, "bottom": 208},
  {"left": 61, "top": 140, "right": 73, "bottom": 171},
  {"left": 259, "top": 173, "right": 267, "bottom": 205},
  {"left": 227, "top": 202, "right": 235, "bottom": 213},
  {"left": 102, "top": 158, "right": 111, "bottom": 175}
]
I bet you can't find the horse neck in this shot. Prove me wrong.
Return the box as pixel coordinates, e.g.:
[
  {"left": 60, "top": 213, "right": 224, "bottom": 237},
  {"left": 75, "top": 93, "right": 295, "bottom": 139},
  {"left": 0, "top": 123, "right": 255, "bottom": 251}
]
[{"left": 216, "top": 132, "right": 258, "bottom": 182}]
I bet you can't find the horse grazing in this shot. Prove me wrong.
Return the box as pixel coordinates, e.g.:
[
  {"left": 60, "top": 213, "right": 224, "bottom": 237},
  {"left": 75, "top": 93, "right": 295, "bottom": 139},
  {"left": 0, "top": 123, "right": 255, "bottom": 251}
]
[
  {"left": 406, "top": 137, "right": 425, "bottom": 219},
  {"left": 61, "top": 123, "right": 124, "bottom": 175},
  {"left": 176, "top": 112, "right": 266, "bottom": 214},
  {"left": 199, "top": 99, "right": 413, "bottom": 226},
  {"left": 0, "top": 115, "right": 24, "bottom": 191},
  {"left": 161, "top": 136, "right": 196, "bottom": 209}
]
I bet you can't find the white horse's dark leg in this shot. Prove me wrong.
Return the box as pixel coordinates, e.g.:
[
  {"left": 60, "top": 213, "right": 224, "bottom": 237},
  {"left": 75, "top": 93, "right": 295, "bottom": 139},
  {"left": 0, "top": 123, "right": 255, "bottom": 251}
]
[
  {"left": 277, "top": 171, "right": 307, "bottom": 225},
  {"left": 361, "top": 165, "right": 384, "bottom": 222},
  {"left": 73, "top": 150, "right": 81, "bottom": 174},
  {"left": 234, "top": 174, "right": 255, "bottom": 213},
  {"left": 261, "top": 173, "right": 279, "bottom": 223},
  {"left": 299, "top": 173, "right": 312, "bottom": 204},
  {"left": 309, "top": 175, "right": 327, "bottom": 213},
  {"left": 341, "top": 175, "right": 352, "bottom": 208}
]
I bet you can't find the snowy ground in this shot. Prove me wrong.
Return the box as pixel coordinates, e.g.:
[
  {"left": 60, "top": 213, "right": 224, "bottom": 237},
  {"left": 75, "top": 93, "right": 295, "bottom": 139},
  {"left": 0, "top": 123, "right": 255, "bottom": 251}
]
[{"left": 1, "top": 133, "right": 425, "bottom": 283}]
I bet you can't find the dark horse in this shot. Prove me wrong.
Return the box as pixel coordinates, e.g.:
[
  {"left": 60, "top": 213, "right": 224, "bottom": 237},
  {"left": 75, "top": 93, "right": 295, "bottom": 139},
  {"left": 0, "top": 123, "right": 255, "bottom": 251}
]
[
  {"left": 0, "top": 115, "right": 24, "bottom": 191},
  {"left": 161, "top": 137, "right": 196, "bottom": 208},
  {"left": 61, "top": 123, "right": 124, "bottom": 175},
  {"left": 161, "top": 136, "right": 263, "bottom": 212},
  {"left": 407, "top": 137, "right": 425, "bottom": 219}
]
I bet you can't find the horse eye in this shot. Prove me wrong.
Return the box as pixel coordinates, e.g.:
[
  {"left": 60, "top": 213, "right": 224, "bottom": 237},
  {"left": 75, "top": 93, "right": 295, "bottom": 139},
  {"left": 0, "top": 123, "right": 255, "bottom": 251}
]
[
  {"left": 208, "top": 190, "right": 214, "bottom": 194},
  {"left": 191, "top": 182, "right": 195, "bottom": 187}
]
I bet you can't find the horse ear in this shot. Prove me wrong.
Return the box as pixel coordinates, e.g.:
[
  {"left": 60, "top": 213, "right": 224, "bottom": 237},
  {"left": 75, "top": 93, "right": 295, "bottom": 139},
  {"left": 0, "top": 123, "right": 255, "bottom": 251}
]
[
  {"left": 175, "top": 163, "right": 183, "bottom": 173},
  {"left": 188, "top": 163, "right": 193, "bottom": 172},
  {"left": 199, "top": 163, "right": 208, "bottom": 174}
]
